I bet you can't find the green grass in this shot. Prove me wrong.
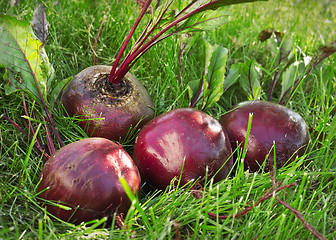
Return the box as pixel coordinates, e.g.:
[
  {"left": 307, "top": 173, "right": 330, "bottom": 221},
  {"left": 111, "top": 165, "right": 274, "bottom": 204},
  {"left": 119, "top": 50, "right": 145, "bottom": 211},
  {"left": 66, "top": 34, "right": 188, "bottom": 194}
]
[{"left": 1, "top": 0, "right": 335, "bottom": 239}]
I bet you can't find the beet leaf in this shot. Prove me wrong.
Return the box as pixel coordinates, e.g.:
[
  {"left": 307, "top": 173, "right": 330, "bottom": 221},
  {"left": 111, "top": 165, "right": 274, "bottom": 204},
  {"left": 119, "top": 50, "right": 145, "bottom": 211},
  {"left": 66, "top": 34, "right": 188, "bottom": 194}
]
[
  {"left": 31, "top": 3, "right": 49, "bottom": 44},
  {"left": 188, "top": 39, "right": 228, "bottom": 109},
  {"left": 280, "top": 60, "right": 305, "bottom": 101},
  {"left": 279, "top": 40, "right": 336, "bottom": 105},
  {"left": 0, "top": 12, "right": 63, "bottom": 154},
  {"left": 0, "top": 14, "right": 52, "bottom": 102},
  {"left": 238, "top": 59, "right": 262, "bottom": 100},
  {"left": 223, "top": 63, "right": 240, "bottom": 91},
  {"left": 202, "top": 40, "right": 228, "bottom": 109}
]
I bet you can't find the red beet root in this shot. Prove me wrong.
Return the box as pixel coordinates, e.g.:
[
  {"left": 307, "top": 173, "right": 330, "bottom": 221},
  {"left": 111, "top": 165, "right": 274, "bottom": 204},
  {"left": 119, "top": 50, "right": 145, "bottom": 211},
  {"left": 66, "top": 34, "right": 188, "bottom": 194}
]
[
  {"left": 219, "top": 100, "right": 310, "bottom": 171},
  {"left": 133, "top": 108, "right": 233, "bottom": 190},
  {"left": 37, "top": 137, "right": 141, "bottom": 224},
  {"left": 61, "top": 65, "right": 155, "bottom": 141}
]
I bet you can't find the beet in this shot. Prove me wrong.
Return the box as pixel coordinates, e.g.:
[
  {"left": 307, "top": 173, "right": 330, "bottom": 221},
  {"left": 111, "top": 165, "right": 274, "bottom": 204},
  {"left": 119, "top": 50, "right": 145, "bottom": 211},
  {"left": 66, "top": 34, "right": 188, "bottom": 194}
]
[
  {"left": 36, "top": 137, "right": 141, "bottom": 224},
  {"left": 132, "top": 108, "right": 233, "bottom": 190},
  {"left": 61, "top": 65, "right": 155, "bottom": 141},
  {"left": 219, "top": 100, "right": 310, "bottom": 171}
]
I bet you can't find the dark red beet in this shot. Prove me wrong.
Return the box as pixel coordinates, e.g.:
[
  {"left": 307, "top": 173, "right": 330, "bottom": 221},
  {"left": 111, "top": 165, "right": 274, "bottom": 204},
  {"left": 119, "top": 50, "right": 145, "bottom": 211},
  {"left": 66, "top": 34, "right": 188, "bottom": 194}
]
[
  {"left": 219, "top": 100, "right": 310, "bottom": 171},
  {"left": 36, "top": 137, "right": 141, "bottom": 224},
  {"left": 132, "top": 108, "right": 233, "bottom": 190},
  {"left": 61, "top": 65, "right": 155, "bottom": 141}
]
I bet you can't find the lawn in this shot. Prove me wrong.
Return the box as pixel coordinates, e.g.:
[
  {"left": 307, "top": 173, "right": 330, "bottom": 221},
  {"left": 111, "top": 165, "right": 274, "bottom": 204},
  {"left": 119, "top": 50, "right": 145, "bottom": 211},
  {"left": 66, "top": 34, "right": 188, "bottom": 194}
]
[{"left": 0, "top": 0, "right": 335, "bottom": 239}]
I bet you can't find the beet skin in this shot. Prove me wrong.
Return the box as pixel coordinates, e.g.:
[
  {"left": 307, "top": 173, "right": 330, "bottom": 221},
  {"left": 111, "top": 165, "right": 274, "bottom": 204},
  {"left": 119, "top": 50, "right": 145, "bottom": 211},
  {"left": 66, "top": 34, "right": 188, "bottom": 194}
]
[
  {"left": 37, "top": 137, "right": 141, "bottom": 224},
  {"left": 133, "top": 108, "right": 233, "bottom": 190},
  {"left": 219, "top": 100, "right": 310, "bottom": 171},
  {"left": 61, "top": 65, "right": 155, "bottom": 141}
]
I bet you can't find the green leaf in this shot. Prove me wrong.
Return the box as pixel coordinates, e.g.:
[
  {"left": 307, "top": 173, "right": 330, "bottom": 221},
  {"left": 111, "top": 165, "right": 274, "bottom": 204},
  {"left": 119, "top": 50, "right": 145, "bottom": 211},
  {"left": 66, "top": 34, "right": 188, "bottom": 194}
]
[
  {"left": 280, "top": 60, "right": 305, "bottom": 99},
  {"left": 203, "top": 43, "right": 228, "bottom": 109},
  {"left": 49, "top": 76, "right": 73, "bottom": 110},
  {"left": 0, "top": 14, "right": 51, "bottom": 102},
  {"left": 238, "top": 59, "right": 262, "bottom": 100},
  {"left": 151, "top": 0, "right": 176, "bottom": 29},
  {"left": 187, "top": 78, "right": 203, "bottom": 104},
  {"left": 187, "top": 39, "right": 228, "bottom": 109},
  {"left": 181, "top": 0, "right": 267, "bottom": 15},
  {"left": 187, "top": 38, "right": 213, "bottom": 106},
  {"left": 224, "top": 63, "right": 240, "bottom": 90},
  {"left": 154, "top": 0, "right": 266, "bottom": 34},
  {"left": 203, "top": 38, "right": 214, "bottom": 76},
  {"left": 177, "top": 7, "right": 230, "bottom": 33},
  {"left": 1, "top": 66, "right": 17, "bottom": 95}
]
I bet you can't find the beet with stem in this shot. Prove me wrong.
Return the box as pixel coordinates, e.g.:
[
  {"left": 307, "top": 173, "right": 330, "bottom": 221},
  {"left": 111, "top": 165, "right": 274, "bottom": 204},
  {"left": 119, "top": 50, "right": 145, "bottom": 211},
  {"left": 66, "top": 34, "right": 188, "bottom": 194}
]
[
  {"left": 37, "top": 137, "right": 141, "bottom": 224},
  {"left": 61, "top": 65, "right": 155, "bottom": 141},
  {"left": 219, "top": 100, "right": 310, "bottom": 172},
  {"left": 133, "top": 108, "right": 233, "bottom": 190},
  {"left": 61, "top": 0, "right": 264, "bottom": 141}
]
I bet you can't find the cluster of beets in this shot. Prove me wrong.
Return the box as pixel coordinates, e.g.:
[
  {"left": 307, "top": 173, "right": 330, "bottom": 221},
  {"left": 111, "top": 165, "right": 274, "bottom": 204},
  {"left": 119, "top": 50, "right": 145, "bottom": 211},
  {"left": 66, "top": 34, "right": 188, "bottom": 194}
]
[{"left": 37, "top": 65, "right": 310, "bottom": 225}]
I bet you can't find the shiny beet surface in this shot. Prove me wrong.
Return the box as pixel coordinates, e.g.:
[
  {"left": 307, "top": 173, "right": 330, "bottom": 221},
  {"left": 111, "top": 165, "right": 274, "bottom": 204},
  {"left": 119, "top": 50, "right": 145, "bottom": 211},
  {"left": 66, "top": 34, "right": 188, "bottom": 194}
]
[
  {"left": 219, "top": 101, "right": 310, "bottom": 171},
  {"left": 37, "top": 138, "right": 141, "bottom": 224},
  {"left": 133, "top": 108, "right": 233, "bottom": 190},
  {"left": 61, "top": 65, "right": 155, "bottom": 141}
]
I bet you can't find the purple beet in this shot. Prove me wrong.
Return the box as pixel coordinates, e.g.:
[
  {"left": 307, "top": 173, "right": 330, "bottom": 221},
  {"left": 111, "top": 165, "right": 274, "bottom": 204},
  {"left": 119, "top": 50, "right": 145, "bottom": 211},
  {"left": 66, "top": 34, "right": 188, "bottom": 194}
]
[
  {"left": 61, "top": 65, "right": 155, "bottom": 141},
  {"left": 132, "top": 108, "right": 233, "bottom": 190},
  {"left": 36, "top": 137, "right": 141, "bottom": 224},
  {"left": 219, "top": 100, "right": 310, "bottom": 171}
]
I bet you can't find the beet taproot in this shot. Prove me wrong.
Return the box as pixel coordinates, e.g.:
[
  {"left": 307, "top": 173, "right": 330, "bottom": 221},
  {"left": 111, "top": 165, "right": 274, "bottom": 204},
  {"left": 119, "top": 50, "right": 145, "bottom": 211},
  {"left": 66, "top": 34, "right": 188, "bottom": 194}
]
[
  {"left": 37, "top": 137, "right": 141, "bottom": 224},
  {"left": 132, "top": 108, "right": 233, "bottom": 190},
  {"left": 61, "top": 65, "right": 155, "bottom": 141},
  {"left": 219, "top": 100, "right": 310, "bottom": 171}
]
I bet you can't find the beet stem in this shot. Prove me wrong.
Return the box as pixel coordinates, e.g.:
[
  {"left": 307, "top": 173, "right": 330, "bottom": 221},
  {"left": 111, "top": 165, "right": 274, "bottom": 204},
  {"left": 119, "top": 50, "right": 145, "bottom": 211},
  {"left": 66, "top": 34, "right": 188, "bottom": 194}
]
[
  {"left": 43, "top": 115, "right": 55, "bottom": 156},
  {"left": 268, "top": 68, "right": 279, "bottom": 101},
  {"left": 270, "top": 165, "right": 326, "bottom": 240},
  {"left": 1, "top": 115, "right": 50, "bottom": 161},
  {"left": 111, "top": 0, "right": 246, "bottom": 84},
  {"left": 109, "top": 0, "right": 152, "bottom": 84},
  {"left": 248, "top": 60, "right": 255, "bottom": 99},
  {"left": 114, "top": 215, "right": 125, "bottom": 230},
  {"left": 208, "top": 183, "right": 295, "bottom": 220},
  {"left": 190, "top": 50, "right": 207, "bottom": 108},
  {"left": 21, "top": 91, "right": 41, "bottom": 146},
  {"left": 93, "top": 16, "right": 106, "bottom": 65},
  {"left": 52, "top": 77, "right": 73, "bottom": 118},
  {"left": 15, "top": 34, "right": 64, "bottom": 148},
  {"left": 276, "top": 198, "right": 327, "bottom": 240}
]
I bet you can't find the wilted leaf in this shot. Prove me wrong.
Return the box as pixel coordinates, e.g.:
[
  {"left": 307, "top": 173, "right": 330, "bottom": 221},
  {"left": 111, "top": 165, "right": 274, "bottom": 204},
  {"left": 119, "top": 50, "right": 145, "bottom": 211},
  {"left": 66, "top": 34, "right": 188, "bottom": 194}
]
[
  {"left": 178, "top": 33, "right": 194, "bottom": 58},
  {"left": 279, "top": 40, "right": 336, "bottom": 105},
  {"left": 258, "top": 28, "right": 283, "bottom": 42},
  {"left": 259, "top": 28, "right": 293, "bottom": 66},
  {"left": 310, "top": 40, "right": 336, "bottom": 68},
  {"left": 31, "top": 4, "right": 49, "bottom": 44},
  {"left": 9, "top": 0, "right": 20, "bottom": 8},
  {"left": 0, "top": 14, "right": 51, "bottom": 101},
  {"left": 137, "top": 0, "right": 153, "bottom": 13}
]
